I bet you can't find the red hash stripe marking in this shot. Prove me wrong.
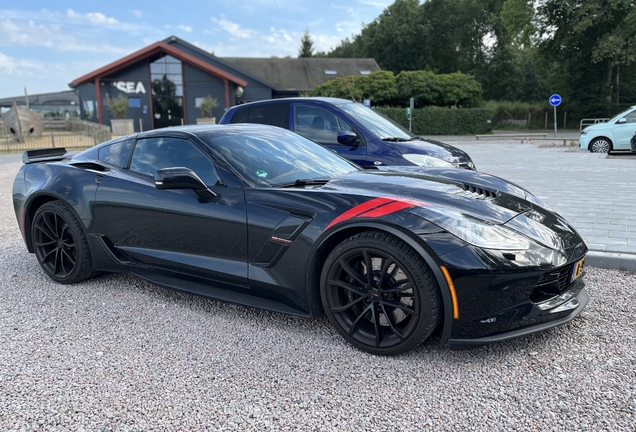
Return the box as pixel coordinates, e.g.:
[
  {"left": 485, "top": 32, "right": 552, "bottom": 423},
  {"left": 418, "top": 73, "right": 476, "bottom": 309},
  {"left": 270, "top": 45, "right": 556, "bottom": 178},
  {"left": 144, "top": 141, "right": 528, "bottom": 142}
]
[
  {"left": 325, "top": 197, "right": 393, "bottom": 231},
  {"left": 357, "top": 201, "right": 414, "bottom": 218}
]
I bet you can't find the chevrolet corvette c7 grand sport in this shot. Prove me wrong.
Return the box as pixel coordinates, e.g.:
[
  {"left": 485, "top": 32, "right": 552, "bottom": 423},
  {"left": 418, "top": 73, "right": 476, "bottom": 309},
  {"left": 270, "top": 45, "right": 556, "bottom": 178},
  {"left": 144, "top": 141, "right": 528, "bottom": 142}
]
[{"left": 13, "top": 125, "right": 588, "bottom": 355}]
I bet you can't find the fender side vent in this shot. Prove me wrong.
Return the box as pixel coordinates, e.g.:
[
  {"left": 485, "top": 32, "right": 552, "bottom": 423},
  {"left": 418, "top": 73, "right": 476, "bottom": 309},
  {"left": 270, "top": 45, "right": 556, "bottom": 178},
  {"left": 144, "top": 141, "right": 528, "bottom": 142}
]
[{"left": 459, "top": 184, "right": 498, "bottom": 199}]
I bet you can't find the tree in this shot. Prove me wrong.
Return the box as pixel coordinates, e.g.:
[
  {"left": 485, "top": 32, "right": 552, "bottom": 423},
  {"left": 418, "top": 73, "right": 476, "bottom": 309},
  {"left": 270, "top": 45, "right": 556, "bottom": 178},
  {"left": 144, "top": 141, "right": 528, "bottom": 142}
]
[
  {"left": 298, "top": 30, "right": 314, "bottom": 58},
  {"left": 103, "top": 94, "right": 128, "bottom": 119}
]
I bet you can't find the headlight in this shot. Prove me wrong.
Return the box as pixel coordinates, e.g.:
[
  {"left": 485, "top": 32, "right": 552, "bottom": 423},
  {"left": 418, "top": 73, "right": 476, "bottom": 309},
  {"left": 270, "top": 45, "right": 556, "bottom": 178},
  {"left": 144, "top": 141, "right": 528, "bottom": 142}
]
[
  {"left": 403, "top": 154, "right": 454, "bottom": 168},
  {"left": 580, "top": 129, "right": 588, "bottom": 136},
  {"left": 411, "top": 206, "right": 530, "bottom": 250}
]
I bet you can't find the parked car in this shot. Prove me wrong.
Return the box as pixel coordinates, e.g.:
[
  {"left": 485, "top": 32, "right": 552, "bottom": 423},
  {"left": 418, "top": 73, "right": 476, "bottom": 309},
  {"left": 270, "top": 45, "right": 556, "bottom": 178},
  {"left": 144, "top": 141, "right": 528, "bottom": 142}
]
[
  {"left": 13, "top": 124, "right": 588, "bottom": 355},
  {"left": 219, "top": 97, "right": 476, "bottom": 170},
  {"left": 631, "top": 130, "right": 636, "bottom": 153},
  {"left": 579, "top": 105, "right": 636, "bottom": 153}
]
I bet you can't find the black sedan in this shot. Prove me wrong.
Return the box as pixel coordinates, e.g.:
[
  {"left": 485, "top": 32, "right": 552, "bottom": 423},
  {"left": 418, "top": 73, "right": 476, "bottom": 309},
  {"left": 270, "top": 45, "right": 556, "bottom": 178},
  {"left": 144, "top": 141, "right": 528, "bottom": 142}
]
[{"left": 12, "top": 125, "right": 588, "bottom": 355}]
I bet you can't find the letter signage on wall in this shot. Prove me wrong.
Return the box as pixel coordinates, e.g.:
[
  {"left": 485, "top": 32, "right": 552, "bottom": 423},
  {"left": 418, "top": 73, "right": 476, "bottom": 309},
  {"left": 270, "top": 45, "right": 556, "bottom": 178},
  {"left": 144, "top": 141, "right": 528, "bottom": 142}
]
[{"left": 112, "top": 81, "right": 146, "bottom": 94}]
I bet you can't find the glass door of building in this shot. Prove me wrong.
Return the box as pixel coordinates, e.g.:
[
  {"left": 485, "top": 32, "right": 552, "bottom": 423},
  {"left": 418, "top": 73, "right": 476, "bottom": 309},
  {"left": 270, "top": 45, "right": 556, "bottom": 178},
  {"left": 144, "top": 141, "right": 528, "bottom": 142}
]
[{"left": 150, "top": 55, "right": 184, "bottom": 129}]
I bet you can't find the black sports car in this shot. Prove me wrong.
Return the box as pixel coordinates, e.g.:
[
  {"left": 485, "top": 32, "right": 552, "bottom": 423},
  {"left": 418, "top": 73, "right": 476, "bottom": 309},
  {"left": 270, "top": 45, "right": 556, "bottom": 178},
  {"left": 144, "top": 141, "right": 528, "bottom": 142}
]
[{"left": 12, "top": 125, "right": 588, "bottom": 355}]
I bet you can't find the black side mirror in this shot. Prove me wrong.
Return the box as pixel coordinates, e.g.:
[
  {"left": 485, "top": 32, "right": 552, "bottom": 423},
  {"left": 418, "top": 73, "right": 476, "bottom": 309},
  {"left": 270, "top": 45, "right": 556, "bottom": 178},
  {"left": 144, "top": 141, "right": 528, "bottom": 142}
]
[
  {"left": 155, "top": 167, "right": 217, "bottom": 200},
  {"left": 337, "top": 130, "right": 358, "bottom": 146}
]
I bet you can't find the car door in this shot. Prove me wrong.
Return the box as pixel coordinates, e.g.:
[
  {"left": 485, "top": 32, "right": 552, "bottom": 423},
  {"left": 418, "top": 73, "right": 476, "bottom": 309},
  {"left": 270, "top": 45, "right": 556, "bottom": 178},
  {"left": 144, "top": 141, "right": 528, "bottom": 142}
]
[
  {"left": 613, "top": 109, "right": 636, "bottom": 150},
  {"left": 290, "top": 104, "right": 369, "bottom": 166},
  {"left": 92, "top": 135, "right": 248, "bottom": 288}
]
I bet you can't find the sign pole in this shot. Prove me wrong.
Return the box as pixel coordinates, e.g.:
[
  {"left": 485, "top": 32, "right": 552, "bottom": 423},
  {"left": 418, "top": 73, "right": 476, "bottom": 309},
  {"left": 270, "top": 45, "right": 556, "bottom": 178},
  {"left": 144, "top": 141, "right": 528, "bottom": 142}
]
[
  {"left": 549, "top": 94, "right": 562, "bottom": 138},
  {"left": 409, "top": 97, "right": 414, "bottom": 133}
]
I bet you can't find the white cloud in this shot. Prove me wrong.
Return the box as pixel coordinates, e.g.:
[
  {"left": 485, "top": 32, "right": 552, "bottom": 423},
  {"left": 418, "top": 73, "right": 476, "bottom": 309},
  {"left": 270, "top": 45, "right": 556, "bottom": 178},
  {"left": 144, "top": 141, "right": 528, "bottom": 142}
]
[
  {"left": 0, "top": 18, "right": 132, "bottom": 53},
  {"left": 66, "top": 9, "right": 119, "bottom": 26},
  {"left": 177, "top": 25, "right": 193, "bottom": 32},
  {"left": 130, "top": 10, "right": 143, "bottom": 18},
  {"left": 212, "top": 18, "right": 256, "bottom": 39}
]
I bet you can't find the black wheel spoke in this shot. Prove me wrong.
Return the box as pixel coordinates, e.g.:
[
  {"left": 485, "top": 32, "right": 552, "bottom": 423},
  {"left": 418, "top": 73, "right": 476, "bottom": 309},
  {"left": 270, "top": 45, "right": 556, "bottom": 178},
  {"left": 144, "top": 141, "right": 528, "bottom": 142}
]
[
  {"left": 43, "top": 213, "right": 57, "bottom": 238},
  {"left": 381, "top": 299, "right": 417, "bottom": 315},
  {"left": 328, "top": 279, "right": 367, "bottom": 296},
  {"left": 380, "top": 303, "right": 406, "bottom": 341},
  {"left": 362, "top": 250, "right": 374, "bottom": 287},
  {"left": 53, "top": 248, "right": 61, "bottom": 275},
  {"left": 338, "top": 258, "right": 367, "bottom": 287},
  {"left": 42, "top": 247, "right": 58, "bottom": 261},
  {"left": 331, "top": 295, "right": 365, "bottom": 313},
  {"left": 378, "top": 258, "right": 394, "bottom": 288},
  {"left": 349, "top": 303, "right": 373, "bottom": 336},
  {"left": 371, "top": 304, "right": 381, "bottom": 347},
  {"left": 34, "top": 239, "right": 57, "bottom": 247},
  {"left": 381, "top": 282, "right": 413, "bottom": 294},
  {"left": 61, "top": 248, "right": 76, "bottom": 267},
  {"left": 35, "top": 223, "right": 57, "bottom": 241}
]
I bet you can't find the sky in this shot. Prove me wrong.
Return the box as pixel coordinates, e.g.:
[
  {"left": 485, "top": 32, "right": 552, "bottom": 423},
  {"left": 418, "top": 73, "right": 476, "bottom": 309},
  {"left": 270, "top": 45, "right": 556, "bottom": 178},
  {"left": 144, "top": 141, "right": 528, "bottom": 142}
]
[{"left": 0, "top": 0, "right": 392, "bottom": 99}]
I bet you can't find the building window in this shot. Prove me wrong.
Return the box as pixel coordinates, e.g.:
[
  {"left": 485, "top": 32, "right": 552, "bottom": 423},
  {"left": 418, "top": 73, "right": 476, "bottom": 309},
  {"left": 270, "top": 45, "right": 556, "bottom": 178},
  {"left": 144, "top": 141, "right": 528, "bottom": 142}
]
[
  {"left": 324, "top": 70, "right": 337, "bottom": 75},
  {"left": 129, "top": 98, "right": 141, "bottom": 108},
  {"left": 150, "top": 55, "right": 184, "bottom": 128},
  {"left": 359, "top": 70, "right": 371, "bottom": 75}
]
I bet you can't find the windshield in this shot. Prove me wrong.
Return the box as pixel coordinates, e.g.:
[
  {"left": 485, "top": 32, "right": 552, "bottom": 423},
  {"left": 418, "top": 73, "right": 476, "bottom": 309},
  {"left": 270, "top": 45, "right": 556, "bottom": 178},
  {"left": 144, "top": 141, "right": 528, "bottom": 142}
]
[
  {"left": 609, "top": 107, "right": 636, "bottom": 123},
  {"left": 201, "top": 128, "right": 360, "bottom": 187},
  {"left": 338, "top": 102, "right": 414, "bottom": 140}
]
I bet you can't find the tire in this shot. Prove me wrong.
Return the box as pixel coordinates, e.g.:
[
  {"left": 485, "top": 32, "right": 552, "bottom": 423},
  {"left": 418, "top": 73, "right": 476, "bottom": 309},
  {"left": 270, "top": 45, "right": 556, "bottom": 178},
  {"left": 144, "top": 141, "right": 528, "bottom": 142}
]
[
  {"left": 32, "top": 201, "right": 97, "bottom": 284},
  {"left": 590, "top": 137, "right": 612, "bottom": 153},
  {"left": 320, "top": 231, "right": 441, "bottom": 355}
]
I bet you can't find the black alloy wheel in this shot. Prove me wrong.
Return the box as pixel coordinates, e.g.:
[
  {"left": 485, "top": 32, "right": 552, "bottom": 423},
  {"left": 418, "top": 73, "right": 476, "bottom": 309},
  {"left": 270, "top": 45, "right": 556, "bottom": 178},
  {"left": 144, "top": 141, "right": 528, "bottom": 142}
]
[
  {"left": 321, "top": 231, "right": 441, "bottom": 355},
  {"left": 32, "top": 201, "right": 96, "bottom": 284}
]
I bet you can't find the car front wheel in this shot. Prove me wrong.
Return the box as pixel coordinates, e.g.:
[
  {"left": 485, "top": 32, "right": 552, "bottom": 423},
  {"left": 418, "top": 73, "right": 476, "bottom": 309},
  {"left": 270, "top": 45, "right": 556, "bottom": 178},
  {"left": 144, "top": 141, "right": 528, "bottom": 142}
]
[
  {"left": 320, "top": 231, "right": 441, "bottom": 355},
  {"left": 590, "top": 138, "right": 612, "bottom": 153},
  {"left": 32, "top": 201, "right": 97, "bottom": 284}
]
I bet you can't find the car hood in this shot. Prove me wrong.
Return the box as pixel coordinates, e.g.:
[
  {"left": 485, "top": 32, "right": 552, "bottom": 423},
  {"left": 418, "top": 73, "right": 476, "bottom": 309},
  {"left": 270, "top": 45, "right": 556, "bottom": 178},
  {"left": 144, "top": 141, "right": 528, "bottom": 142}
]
[
  {"left": 324, "top": 167, "right": 585, "bottom": 256},
  {"left": 391, "top": 138, "right": 474, "bottom": 166}
]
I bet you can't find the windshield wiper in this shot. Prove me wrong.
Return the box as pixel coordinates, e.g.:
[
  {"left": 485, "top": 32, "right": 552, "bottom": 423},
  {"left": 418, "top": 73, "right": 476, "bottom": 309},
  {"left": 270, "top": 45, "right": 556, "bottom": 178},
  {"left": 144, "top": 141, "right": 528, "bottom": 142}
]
[
  {"left": 276, "top": 178, "right": 331, "bottom": 188},
  {"left": 382, "top": 137, "right": 410, "bottom": 142}
]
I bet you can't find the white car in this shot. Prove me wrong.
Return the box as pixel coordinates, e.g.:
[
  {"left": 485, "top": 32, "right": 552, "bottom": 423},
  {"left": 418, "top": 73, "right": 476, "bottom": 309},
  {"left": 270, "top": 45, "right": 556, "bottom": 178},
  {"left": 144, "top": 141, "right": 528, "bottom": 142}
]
[{"left": 579, "top": 105, "right": 636, "bottom": 153}]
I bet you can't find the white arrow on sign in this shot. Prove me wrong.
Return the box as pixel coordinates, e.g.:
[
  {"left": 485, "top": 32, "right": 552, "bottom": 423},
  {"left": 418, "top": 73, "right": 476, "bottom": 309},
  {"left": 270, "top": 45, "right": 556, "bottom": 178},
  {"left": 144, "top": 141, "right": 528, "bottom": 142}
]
[{"left": 549, "top": 94, "right": 562, "bottom": 106}]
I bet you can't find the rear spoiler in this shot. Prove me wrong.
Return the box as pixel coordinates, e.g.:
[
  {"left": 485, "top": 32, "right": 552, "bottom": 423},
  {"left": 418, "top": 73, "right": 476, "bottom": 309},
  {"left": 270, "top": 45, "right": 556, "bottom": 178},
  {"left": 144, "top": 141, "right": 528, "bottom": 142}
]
[{"left": 22, "top": 148, "right": 80, "bottom": 164}]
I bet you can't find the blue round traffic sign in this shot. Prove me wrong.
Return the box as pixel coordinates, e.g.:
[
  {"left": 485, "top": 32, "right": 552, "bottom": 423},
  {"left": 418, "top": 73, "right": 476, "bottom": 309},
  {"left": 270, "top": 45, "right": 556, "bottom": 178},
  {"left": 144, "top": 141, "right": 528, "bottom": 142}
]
[{"left": 549, "top": 94, "right": 562, "bottom": 106}]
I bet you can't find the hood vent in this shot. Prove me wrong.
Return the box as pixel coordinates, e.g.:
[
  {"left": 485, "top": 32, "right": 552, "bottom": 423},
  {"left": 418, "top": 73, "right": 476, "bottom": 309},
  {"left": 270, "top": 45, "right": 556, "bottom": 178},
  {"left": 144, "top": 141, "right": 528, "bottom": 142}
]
[{"left": 457, "top": 184, "right": 498, "bottom": 200}]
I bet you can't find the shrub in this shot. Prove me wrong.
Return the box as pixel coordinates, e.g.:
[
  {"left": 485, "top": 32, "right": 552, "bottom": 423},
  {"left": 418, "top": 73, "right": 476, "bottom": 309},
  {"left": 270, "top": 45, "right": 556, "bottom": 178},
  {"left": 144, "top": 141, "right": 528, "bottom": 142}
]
[
  {"left": 199, "top": 95, "right": 219, "bottom": 118},
  {"left": 375, "top": 107, "right": 494, "bottom": 135},
  {"left": 103, "top": 94, "right": 129, "bottom": 119}
]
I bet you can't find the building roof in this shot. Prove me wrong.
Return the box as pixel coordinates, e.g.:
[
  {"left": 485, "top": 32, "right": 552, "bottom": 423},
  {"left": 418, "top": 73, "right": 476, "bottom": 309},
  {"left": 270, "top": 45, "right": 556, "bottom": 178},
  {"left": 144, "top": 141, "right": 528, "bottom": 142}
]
[
  {"left": 0, "top": 90, "right": 78, "bottom": 108},
  {"left": 222, "top": 57, "right": 381, "bottom": 91},
  {"left": 71, "top": 41, "right": 247, "bottom": 87}
]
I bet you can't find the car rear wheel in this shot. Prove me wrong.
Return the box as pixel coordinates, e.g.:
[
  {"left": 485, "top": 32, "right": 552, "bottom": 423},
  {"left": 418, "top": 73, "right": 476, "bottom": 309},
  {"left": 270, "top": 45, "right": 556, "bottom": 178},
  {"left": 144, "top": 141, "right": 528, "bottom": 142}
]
[
  {"left": 590, "top": 138, "right": 612, "bottom": 153},
  {"left": 320, "top": 231, "right": 441, "bottom": 355},
  {"left": 32, "top": 201, "right": 97, "bottom": 284}
]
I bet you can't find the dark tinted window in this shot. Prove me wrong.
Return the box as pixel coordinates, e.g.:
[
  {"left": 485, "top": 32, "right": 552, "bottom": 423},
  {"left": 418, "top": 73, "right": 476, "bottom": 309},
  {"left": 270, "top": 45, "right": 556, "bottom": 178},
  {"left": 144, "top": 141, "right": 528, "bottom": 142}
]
[
  {"left": 98, "top": 139, "right": 133, "bottom": 168},
  {"left": 293, "top": 105, "right": 354, "bottom": 144},
  {"left": 229, "top": 103, "right": 289, "bottom": 128},
  {"left": 129, "top": 137, "right": 221, "bottom": 186}
]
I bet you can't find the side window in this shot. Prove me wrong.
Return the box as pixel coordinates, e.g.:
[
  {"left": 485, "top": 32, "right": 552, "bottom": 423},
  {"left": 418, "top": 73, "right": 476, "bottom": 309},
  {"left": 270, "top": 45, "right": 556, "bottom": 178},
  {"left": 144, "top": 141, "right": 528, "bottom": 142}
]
[
  {"left": 98, "top": 139, "right": 133, "bottom": 168},
  {"left": 623, "top": 111, "right": 636, "bottom": 123},
  {"left": 293, "top": 105, "right": 354, "bottom": 144},
  {"left": 229, "top": 108, "right": 248, "bottom": 124},
  {"left": 229, "top": 104, "right": 289, "bottom": 128},
  {"left": 129, "top": 137, "right": 221, "bottom": 186}
]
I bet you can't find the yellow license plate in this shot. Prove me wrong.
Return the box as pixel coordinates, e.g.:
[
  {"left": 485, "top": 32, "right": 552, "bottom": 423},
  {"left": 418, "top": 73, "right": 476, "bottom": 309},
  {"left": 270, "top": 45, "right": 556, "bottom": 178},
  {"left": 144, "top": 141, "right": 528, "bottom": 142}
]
[{"left": 570, "top": 258, "right": 585, "bottom": 282}]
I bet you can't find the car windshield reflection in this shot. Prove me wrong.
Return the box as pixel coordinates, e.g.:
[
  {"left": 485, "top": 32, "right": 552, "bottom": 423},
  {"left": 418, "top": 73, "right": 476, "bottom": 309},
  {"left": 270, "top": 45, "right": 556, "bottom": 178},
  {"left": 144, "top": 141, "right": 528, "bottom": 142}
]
[
  {"left": 338, "top": 102, "right": 413, "bottom": 140},
  {"left": 202, "top": 129, "right": 360, "bottom": 187}
]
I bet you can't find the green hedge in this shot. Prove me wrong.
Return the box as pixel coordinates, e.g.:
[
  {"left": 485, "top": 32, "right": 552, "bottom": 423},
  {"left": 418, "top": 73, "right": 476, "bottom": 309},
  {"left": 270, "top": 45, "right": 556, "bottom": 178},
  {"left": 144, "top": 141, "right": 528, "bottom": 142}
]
[{"left": 375, "top": 107, "right": 494, "bottom": 135}]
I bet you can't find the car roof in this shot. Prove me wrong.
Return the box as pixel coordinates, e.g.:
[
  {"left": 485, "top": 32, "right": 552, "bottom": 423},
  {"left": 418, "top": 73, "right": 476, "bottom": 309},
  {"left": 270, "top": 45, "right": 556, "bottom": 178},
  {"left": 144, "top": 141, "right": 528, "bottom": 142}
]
[
  {"left": 134, "top": 123, "right": 291, "bottom": 140},
  {"left": 229, "top": 97, "right": 354, "bottom": 109}
]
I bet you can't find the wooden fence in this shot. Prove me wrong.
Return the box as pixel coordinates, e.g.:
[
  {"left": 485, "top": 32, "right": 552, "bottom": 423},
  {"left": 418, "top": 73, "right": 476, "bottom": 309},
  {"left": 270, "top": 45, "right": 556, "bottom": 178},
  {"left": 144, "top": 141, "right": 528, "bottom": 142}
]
[{"left": 0, "top": 120, "right": 111, "bottom": 154}]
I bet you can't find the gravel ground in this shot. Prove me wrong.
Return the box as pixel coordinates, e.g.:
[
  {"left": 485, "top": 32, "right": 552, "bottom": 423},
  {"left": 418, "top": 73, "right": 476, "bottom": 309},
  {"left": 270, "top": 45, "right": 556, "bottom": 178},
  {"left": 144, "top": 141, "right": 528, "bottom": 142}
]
[{"left": 1, "top": 161, "right": 635, "bottom": 431}]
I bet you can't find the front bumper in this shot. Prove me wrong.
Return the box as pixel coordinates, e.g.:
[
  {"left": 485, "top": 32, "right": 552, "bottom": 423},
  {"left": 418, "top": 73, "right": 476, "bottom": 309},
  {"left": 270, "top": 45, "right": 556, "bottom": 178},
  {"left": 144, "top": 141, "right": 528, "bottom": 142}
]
[
  {"left": 447, "top": 284, "right": 588, "bottom": 350},
  {"left": 579, "top": 134, "right": 591, "bottom": 150}
]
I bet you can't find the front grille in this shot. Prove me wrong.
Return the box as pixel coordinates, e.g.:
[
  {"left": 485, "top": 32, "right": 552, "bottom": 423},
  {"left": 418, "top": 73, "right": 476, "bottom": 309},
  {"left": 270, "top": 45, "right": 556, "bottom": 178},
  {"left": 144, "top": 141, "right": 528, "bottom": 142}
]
[
  {"left": 530, "top": 262, "right": 576, "bottom": 303},
  {"left": 557, "top": 265, "right": 572, "bottom": 290}
]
